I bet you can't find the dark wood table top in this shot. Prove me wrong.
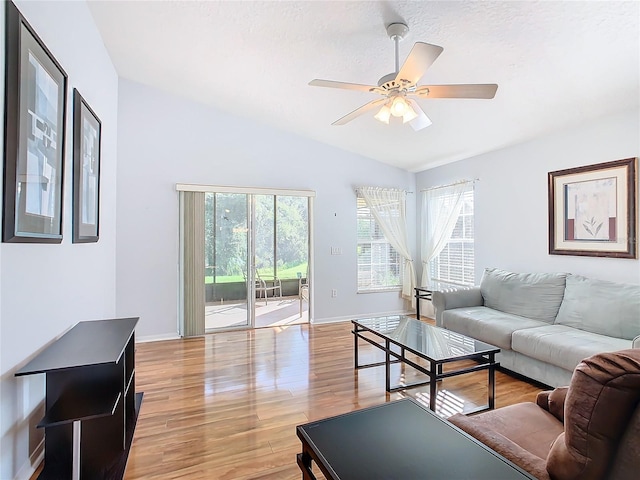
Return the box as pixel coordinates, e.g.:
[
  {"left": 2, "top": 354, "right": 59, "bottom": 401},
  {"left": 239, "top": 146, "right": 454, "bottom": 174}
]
[
  {"left": 297, "top": 398, "right": 535, "bottom": 480},
  {"left": 15, "top": 317, "right": 139, "bottom": 376}
]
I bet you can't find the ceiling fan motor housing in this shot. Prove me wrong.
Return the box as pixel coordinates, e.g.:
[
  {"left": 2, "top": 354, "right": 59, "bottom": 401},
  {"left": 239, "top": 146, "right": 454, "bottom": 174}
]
[{"left": 386, "top": 23, "right": 409, "bottom": 41}]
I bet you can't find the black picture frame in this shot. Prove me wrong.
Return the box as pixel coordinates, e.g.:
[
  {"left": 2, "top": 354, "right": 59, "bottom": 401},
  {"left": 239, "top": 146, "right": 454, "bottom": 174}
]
[
  {"left": 72, "top": 89, "right": 101, "bottom": 243},
  {"left": 548, "top": 158, "right": 637, "bottom": 258},
  {"left": 2, "top": 1, "right": 67, "bottom": 243}
]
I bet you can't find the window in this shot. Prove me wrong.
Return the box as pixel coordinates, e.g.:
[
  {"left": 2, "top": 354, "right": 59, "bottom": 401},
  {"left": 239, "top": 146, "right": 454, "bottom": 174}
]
[
  {"left": 357, "top": 195, "right": 401, "bottom": 291},
  {"left": 429, "top": 188, "right": 474, "bottom": 285}
]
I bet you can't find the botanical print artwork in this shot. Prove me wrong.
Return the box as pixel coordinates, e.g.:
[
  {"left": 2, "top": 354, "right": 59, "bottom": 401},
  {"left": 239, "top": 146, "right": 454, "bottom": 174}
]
[
  {"left": 565, "top": 177, "right": 617, "bottom": 242},
  {"left": 23, "top": 51, "right": 59, "bottom": 222},
  {"left": 549, "top": 158, "right": 636, "bottom": 258}
]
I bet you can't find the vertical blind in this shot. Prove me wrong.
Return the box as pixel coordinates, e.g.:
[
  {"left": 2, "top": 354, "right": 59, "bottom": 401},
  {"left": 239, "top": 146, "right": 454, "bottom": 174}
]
[{"left": 180, "top": 191, "right": 205, "bottom": 337}]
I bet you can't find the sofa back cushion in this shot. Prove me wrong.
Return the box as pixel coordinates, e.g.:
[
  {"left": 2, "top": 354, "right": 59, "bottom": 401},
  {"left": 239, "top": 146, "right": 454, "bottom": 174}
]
[
  {"left": 546, "top": 349, "right": 640, "bottom": 480},
  {"left": 480, "top": 268, "right": 567, "bottom": 323},
  {"left": 555, "top": 275, "right": 640, "bottom": 340}
]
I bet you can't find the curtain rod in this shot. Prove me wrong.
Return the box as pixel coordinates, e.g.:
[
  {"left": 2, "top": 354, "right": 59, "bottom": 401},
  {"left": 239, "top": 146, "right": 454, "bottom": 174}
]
[
  {"left": 354, "top": 186, "right": 414, "bottom": 194},
  {"left": 420, "top": 178, "right": 479, "bottom": 192}
]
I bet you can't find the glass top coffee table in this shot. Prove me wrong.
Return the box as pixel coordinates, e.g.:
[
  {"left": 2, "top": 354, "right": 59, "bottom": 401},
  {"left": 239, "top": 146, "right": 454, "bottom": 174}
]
[
  {"left": 297, "top": 398, "right": 535, "bottom": 480},
  {"left": 352, "top": 315, "right": 500, "bottom": 413}
]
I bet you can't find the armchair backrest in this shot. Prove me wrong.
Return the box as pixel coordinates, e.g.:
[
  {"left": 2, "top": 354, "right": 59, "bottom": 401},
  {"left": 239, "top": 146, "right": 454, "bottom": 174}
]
[
  {"left": 546, "top": 349, "right": 640, "bottom": 480},
  {"left": 607, "top": 402, "right": 640, "bottom": 479}
]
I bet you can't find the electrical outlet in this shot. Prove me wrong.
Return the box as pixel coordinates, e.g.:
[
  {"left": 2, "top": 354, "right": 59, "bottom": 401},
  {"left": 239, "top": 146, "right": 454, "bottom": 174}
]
[
  {"left": 330, "top": 247, "right": 342, "bottom": 255},
  {"left": 331, "top": 289, "right": 337, "bottom": 298}
]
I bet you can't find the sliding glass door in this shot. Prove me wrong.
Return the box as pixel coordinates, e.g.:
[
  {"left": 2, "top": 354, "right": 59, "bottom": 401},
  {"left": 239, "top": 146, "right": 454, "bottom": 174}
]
[
  {"left": 205, "top": 192, "right": 250, "bottom": 329},
  {"left": 179, "top": 185, "right": 313, "bottom": 336},
  {"left": 254, "top": 195, "right": 309, "bottom": 328}
]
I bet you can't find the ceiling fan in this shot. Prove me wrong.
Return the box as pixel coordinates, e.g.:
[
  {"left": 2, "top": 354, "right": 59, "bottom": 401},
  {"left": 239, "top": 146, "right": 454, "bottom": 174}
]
[{"left": 309, "top": 23, "right": 498, "bottom": 131}]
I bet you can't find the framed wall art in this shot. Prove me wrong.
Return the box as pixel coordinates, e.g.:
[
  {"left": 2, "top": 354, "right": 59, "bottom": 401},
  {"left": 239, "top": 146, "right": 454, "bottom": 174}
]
[
  {"left": 548, "top": 158, "right": 637, "bottom": 258},
  {"left": 72, "top": 89, "right": 101, "bottom": 243},
  {"left": 2, "top": 1, "right": 67, "bottom": 243}
]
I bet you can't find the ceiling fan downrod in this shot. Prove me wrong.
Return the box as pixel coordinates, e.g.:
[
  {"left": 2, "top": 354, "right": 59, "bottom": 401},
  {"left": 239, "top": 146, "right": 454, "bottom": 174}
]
[
  {"left": 378, "top": 23, "right": 409, "bottom": 88},
  {"left": 387, "top": 22, "right": 408, "bottom": 72}
]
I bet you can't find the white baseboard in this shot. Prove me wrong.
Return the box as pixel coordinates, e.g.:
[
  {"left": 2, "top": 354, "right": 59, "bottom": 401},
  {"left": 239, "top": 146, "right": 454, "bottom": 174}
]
[
  {"left": 136, "top": 332, "right": 181, "bottom": 343},
  {"left": 312, "top": 309, "right": 411, "bottom": 325},
  {"left": 15, "top": 440, "right": 44, "bottom": 480}
]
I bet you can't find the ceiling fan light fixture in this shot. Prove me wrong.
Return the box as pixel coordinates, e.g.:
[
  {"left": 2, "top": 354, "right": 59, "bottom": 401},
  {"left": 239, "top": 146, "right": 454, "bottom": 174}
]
[
  {"left": 402, "top": 104, "right": 418, "bottom": 123},
  {"left": 390, "top": 96, "right": 408, "bottom": 117},
  {"left": 374, "top": 104, "right": 391, "bottom": 124}
]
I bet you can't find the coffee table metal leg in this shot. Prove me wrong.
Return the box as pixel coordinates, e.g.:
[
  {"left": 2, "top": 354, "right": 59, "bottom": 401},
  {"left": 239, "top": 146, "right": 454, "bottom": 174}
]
[
  {"left": 430, "top": 360, "right": 437, "bottom": 411},
  {"left": 353, "top": 326, "right": 359, "bottom": 369},
  {"left": 385, "top": 338, "right": 391, "bottom": 392},
  {"left": 488, "top": 353, "right": 496, "bottom": 410}
]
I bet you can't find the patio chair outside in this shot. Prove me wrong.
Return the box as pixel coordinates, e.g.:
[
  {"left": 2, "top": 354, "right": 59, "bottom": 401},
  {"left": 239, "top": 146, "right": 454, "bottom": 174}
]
[{"left": 255, "top": 269, "right": 282, "bottom": 305}]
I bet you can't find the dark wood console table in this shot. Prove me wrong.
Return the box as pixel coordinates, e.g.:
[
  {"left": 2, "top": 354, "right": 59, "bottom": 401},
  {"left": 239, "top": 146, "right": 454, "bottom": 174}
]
[{"left": 15, "top": 317, "right": 142, "bottom": 480}]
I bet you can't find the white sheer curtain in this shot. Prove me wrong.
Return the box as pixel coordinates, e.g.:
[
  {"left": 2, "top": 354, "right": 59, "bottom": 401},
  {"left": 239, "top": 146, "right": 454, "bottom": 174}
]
[
  {"left": 420, "top": 182, "right": 470, "bottom": 315},
  {"left": 359, "top": 187, "right": 416, "bottom": 307}
]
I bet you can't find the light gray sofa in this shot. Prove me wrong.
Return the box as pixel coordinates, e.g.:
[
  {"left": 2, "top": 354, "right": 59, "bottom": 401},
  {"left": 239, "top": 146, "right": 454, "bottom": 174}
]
[{"left": 433, "top": 268, "right": 640, "bottom": 387}]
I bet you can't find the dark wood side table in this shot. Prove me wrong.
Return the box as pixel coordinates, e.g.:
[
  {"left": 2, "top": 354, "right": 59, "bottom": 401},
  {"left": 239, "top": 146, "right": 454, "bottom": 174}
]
[
  {"left": 297, "top": 398, "right": 536, "bottom": 480},
  {"left": 15, "top": 317, "right": 143, "bottom": 480}
]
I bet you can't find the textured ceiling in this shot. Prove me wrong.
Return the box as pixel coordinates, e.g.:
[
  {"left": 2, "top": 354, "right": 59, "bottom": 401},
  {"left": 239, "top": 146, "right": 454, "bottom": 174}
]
[{"left": 88, "top": 1, "right": 639, "bottom": 172}]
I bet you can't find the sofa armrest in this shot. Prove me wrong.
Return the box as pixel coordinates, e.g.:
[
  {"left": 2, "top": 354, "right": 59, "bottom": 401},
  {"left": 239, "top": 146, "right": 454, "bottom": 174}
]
[
  {"left": 448, "top": 413, "right": 550, "bottom": 480},
  {"left": 536, "top": 387, "right": 568, "bottom": 423},
  {"left": 536, "top": 391, "right": 551, "bottom": 410},
  {"left": 432, "top": 287, "right": 483, "bottom": 327},
  {"left": 633, "top": 335, "right": 640, "bottom": 349}
]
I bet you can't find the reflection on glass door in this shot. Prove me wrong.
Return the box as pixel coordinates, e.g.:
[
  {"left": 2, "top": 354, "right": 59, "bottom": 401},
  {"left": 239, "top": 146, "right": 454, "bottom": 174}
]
[
  {"left": 204, "top": 193, "right": 250, "bottom": 330},
  {"left": 204, "top": 192, "right": 310, "bottom": 331}
]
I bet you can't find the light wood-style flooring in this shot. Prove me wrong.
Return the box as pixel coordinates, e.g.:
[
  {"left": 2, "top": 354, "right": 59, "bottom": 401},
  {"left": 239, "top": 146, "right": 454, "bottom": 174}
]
[{"left": 116, "top": 320, "right": 545, "bottom": 479}]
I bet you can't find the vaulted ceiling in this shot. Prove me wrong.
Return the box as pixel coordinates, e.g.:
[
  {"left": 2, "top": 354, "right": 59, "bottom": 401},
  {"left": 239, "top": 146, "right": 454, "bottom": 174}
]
[{"left": 88, "top": 1, "right": 639, "bottom": 172}]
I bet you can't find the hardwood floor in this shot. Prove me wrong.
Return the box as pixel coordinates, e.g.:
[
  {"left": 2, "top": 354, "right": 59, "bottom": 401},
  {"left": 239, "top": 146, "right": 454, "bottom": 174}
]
[
  {"left": 117, "top": 320, "right": 545, "bottom": 479},
  {"left": 30, "top": 319, "right": 545, "bottom": 479}
]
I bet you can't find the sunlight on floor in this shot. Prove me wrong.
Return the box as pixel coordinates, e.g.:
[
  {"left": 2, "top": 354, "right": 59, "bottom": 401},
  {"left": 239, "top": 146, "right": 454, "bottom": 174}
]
[{"left": 400, "top": 389, "right": 467, "bottom": 418}]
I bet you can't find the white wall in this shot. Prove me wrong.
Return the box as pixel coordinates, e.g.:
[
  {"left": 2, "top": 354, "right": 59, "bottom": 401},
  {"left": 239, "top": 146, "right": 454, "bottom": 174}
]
[
  {"left": 0, "top": 1, "right": 119, "bottom": 478},
  {"left": 416, "top": 109, "right": 640, "bottom": 285},
  {"left": 116, "top": 79, "right": 416, "bottom": 339}
]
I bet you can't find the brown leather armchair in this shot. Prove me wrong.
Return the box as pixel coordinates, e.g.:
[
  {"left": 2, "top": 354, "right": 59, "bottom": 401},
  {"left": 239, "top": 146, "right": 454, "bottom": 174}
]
[{"left": 448, "top": 349, "right": 640, "bottom": 480}]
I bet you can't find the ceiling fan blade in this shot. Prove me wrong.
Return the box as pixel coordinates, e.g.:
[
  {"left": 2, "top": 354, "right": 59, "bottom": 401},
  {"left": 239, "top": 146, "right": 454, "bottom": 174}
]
[
  {"left": 407, "top": 99, "right": 432, "bottom": 131},
  {"left": 413, "top": 84, "right": 498, "bottom": 99},
  {"left": 332, "top": 98, "right": 388, "bottom": 125},
  {"left": 395, "top": 42, "right": 444, "bottom": 86},
  {"left": 309, "top": 79, "right": 378, "bottom": 93}
]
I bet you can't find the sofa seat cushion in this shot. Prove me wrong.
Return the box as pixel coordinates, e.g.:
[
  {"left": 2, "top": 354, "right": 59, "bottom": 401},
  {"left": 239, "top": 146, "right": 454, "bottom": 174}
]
[
  {"left": 555, "top": 274, "right": 640, "bottom": 340},
  {"left": 511, "top": 325, "right": 631, "bottom": 372},
  {"left": 480, "top": 268, "right": 567, "bottom": 323},
  {"left": 450, "top": 402, "right": 564, "bottom": 461},
  {"left": 442, "top": 306, "right": 549, "bottom": 350}
]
